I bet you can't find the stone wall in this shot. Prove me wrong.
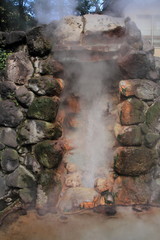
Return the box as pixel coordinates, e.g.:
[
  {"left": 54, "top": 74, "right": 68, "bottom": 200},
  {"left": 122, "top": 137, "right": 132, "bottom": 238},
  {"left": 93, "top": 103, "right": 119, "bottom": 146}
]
[{"left": 1, "top": 14, "right": 160, "bottom": 213}]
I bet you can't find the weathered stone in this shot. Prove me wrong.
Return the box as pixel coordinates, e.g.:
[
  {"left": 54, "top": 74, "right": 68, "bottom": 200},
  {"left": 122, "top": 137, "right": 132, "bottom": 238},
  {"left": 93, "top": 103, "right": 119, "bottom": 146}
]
[
  {"left": 6, "top": 51, "right": 34, "bottom": 85},
  {"left": 0, "top": 127, "right": 18, "bottom": 148},
  {"left": 94, "top": 178, "right": 111, "bottom": 193},
  {"left": 119, "top": 79, "right": 160, "bottom": 100},
  {"left": 1, "top": 148, "right": 19, "bottom": 172},
  {"left": 0, "top": 100, "right": 23, "bottom": 127},
  {"left": 0, "top": 143, "right": 5, "bottom": 150},
  {"left": 0, "top": 81, "right": 16, "bottom": 99},
  {"left": 19, "top": 188, "right": 36, "bottom": 204},
  {"left": 15, "top": 86, "right": 34, "bottom": 107},
  {"left": 27, "top": 96, "right": 59, "bottom": 122},
  {"left": 26, "top": 26, "right": 52, "bottom": 57},
  {"left": 6, "top": 31, "right": 26, "bottom": 46},
  {"left": 146, "top": 100, "right": 160, "bottom": 132},
  {"left": 0, "top": 32, "right": 9, "bottom": 47},
  {"left": 58, "top": 187, "right": 99, "bottom": 212},
  {"left": 118, "top": 50, "right": 155, "bottom": 79},
  {"left": 17, "top": 120, "right": 62, "bottom": 145},
  {"left": 144, "top": 132, "right": 160, "bottom": 148},
  {"left": 125, "top": 18, "right": 142, "bottom": 49},
  {"left": 34, "top": 140, "right": 64, "bottom": 169},
  {"left": 54, "top": 16, "right": 83, "bottom": 44},
  {"left": 114, "top": 124, "right": 142, "bottom": 146},
  {"left": 0, "top": 172, "right": 7, "bottom": 198},
  {"left": 39, "top": 56, "right": 64, "bottom": 76},
  {"left": 24, "top": 153, "right": 41, "bottom": 174},
  {"left": 119, "top": 98, "right": 146, "bottom": 125},
  {"left": 28, "top": 75, "right": 64, "bottom": 96},
  {"left": 113, "top": 175, "right": 152, "bottom": 205},
  {"left": 114, "top": 147, "right": 157, "bottom": 176},
  {"left": 6, "top": 165, "right": 36, "bottom": 188}
]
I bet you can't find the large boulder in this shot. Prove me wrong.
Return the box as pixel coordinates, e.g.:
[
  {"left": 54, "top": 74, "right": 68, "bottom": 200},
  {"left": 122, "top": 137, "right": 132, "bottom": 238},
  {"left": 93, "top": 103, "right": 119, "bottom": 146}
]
[
  {"left": 0, "top": 100, "right": 23, "bottom": 127},
  {"left": 28, "top": 75, "right": 64, "bottom": 96},
  {"left": 17, "top": 120, "right": 62, "bottom": 145},
  {"left": 27, "top": 96, "right": 59, "bottom": 122},
  {"left": 0, "top": 128, "right": 17, "bottom": 148},
  {"left": 15, "top": 86, "right": 34, "bottom": 107},
  {"left": 6, "top": 51, "right": 34, "bottom": 85},
  {"left": 113, "top": 175, "right": 152, "bottom": 205},
  {"left": 6, "top": 165, "right": 36, "bottom": 188},
  {"left": 1, "top": 148, "right": 19, "bottom": 172},
  {"left": 114, "top": 147, "right": 157, "bottom": 176},
  {"left": 26, "top": 26, "right": 52, "bottom": 57},
  {"left": 114, "top": 124, "right": 142, "bottom": 146},
  {"left": 0, "top": 31, "right": 26, "bottom": 47},
  {"left": 119, "top": 79, "right": 160, "bottom": 100},
  {"left": 0, "top": 81, "right": 16, "bottom": 99},
  {"left": 125, "top": 18, "right": 142, "bottom": 49},
  {"left": 39, "top": 56, "right": 64, "bottom": 76},
  {"left": 34, "top": 140, "right": 64, "bottom": 169},
  {"left": 119, "top": 98, "right": 146, "bottom": 125},
  {"left": 118, "top": 50, "right": 156, "bottom": 79}
]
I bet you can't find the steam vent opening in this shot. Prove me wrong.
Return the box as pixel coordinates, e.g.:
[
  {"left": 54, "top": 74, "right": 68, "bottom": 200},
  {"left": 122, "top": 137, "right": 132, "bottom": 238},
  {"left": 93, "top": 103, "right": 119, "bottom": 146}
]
[{"left": 1, "top": 13, "right": 160, "bottom": 239}]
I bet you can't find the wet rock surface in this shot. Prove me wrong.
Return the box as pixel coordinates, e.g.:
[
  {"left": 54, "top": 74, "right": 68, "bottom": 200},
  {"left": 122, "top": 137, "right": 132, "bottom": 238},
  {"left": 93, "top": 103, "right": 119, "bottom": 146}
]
[{"left": 1, "top": 148, "right": 19, "bottom": 172}]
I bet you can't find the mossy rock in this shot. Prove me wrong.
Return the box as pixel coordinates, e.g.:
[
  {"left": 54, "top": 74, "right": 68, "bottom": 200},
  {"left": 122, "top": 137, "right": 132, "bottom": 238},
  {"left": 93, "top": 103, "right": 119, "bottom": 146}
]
[
  {"left": 146, "top": 101, "right": 160, "bottom": 132},
  {"left": 27, "top": 96, "right": 59, "bottom": 122},
  {"left": 34, "top": 140, "right": 64, "bottom": 169}
]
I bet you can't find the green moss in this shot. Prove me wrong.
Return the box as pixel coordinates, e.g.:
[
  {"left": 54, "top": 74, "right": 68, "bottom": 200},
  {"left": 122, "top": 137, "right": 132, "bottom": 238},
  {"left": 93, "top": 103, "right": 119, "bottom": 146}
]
[{"left": 0, "top": 48, "right": 12, "bottom": 70}]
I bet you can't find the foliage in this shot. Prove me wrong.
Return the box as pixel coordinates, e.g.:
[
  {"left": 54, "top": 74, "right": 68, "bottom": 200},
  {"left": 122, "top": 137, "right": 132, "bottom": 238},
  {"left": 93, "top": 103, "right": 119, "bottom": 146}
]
[
  {"left": 0, "top": 49, "right": 12, "bottom": 71},
  {"left": 0, "top": 0, "right": 36, "bottom": 31}
]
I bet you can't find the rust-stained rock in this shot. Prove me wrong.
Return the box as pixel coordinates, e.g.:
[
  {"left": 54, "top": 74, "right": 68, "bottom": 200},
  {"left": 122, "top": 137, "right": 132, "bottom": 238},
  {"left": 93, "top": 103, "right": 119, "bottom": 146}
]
[
  {"left": 94, "top": 178, "right": 112, "bottom": 193},
  {"left": 119, "top": 79, "right": 160, "bottom": 100},
  {"left": 58, "top": 187, "right": 99, "bottom": 212},
  {"left": 113, "top": 175, "right": 152, "bottom": 205},
  {"left": 39, "top": 56, "right": 64, "bottom": 76},
  {"left": 114, "top": 123, "right": 142, "bottom": 146},
  {"left": 119, "top": 98, "right": 146, "bottom": 125},
  {"left": 114, "top": 147, "right": 157, "bottom": 176},
  {"left": 6, "top": 51, "right": 34, "bottom": 85}
]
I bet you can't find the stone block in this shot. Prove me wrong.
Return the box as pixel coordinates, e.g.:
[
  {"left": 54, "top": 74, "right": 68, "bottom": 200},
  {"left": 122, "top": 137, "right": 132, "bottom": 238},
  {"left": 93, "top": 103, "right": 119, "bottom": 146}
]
[
  {"left": 16, "top": 86, "right": 34, "bottom": 107},
  {"left": 1, "top": 148, "right": 19, "bottom": 172}
]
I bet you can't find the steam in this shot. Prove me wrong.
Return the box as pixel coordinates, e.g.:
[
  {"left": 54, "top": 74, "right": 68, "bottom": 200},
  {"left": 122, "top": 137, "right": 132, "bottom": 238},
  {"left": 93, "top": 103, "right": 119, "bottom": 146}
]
[{"left": 64, "top": 61, "right": 115, "bottom": 187}]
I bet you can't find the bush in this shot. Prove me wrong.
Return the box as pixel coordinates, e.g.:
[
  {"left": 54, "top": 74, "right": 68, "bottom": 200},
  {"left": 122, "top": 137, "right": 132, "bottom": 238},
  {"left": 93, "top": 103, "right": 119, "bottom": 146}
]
[{"left": 0, "top": 49, "right": 12, "bottom": 70}]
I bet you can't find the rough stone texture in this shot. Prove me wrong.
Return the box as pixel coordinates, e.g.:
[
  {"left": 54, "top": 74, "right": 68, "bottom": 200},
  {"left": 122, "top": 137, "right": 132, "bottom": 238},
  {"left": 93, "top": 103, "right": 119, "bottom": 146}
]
[
  {"left": 119, "top": 98, "right": 146, "bottom": 125},
  {"left": 15, "top": 86, "right": 34, "bottom": 107},
  {"left": 114, "top": 124, "right": 142, "bottom": 146},
  {"left": 39, "top": 56, "right": 64, "bottom": 76},
  {"left": 113, "top": 175, "right": 152, "bottom": 205},
  {"left": 24, "top": 153, "right": 41, "bottom": 174},
  {"left": 0, "top": 100, "right": 23, "bottom": 127},
  {"left": 34, "top": 140, "right": 64, "bottom": 169},
  {"left": 0, "top": 172, "right": 7, "bottom": 198},
  {"left": 118, "top": 50, "right": 156, "bottom": 79},
  {"left": 19, "top": 188, "right": 36, "bottom": 203},
  {"left": 17, "top": 120, "right": 62, "bottom": 145},
  {"left": 119, "top": 79, "right": 160, "bottom": 100},
  {"left": 146, "top": 100, "right": 160, "bottom": 132},
  {"left": 125, "top": 18, "right": 142, "bottom": 49},
  {"left": 0, "top": 128, "right": 18, "bottom": 148},
  {"left": 6, "top": 165, "right": 36, "bottom": 188},
  {"left": 27, "top": 96, "right": 59, "bottom": 122},
  {"left": 114, "top": 147, "right": 157, "bottom": 176},
  {"left": 144, "top": 132, "right": 160, "bottom": 148},
  {"left": 28, "top": 76, "right": 64, "bottom": 96},
  {"left": 0, "top": 81, "right": 16, "bottom": 99},
  {"left": 58, "top": 187, "right": 99, "bottom": 212},
  {"left": 6, "top": 51, "right": 34, "bottom": 85},
  {"left": 0, "top": 31, "right": 26, "bottom": 47},
  {"left": 1, "top": 148, "right": 19, "bottom": 172},
  {"left": 54, "top": 16, "right": 83, "bottom": 43},
  {"left": 6, "top": 31, "right": 26, "bottom": 46},
  {"left": 26, "top": 26, "right": 52, "bottom": 57}
]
